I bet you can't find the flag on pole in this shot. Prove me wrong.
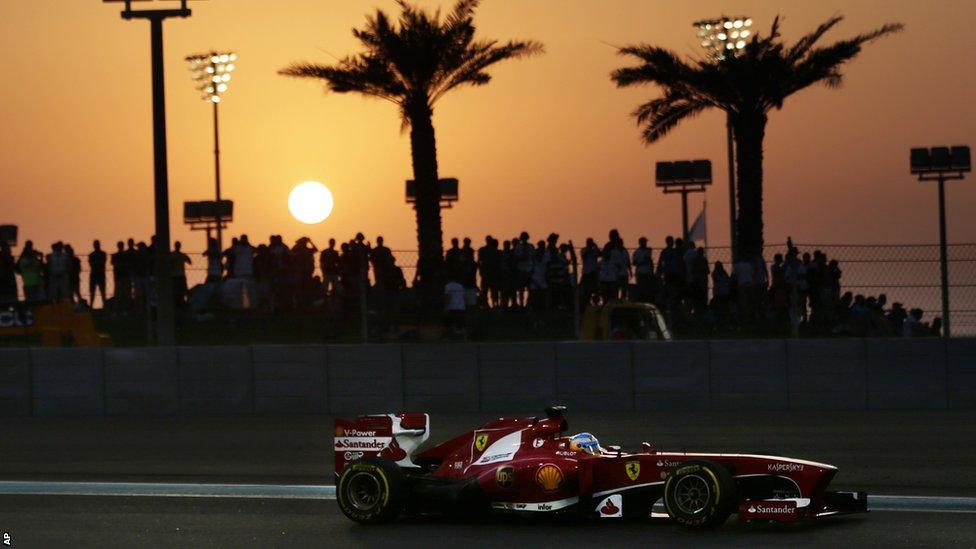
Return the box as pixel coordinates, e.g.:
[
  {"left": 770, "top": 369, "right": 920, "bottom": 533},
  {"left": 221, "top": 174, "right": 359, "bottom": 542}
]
[{"left": 688, "top": 202, "right": 707, "bottom": 243}]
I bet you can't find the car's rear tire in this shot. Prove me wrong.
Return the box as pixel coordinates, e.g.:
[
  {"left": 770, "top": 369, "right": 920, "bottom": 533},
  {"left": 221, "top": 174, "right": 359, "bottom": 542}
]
[
  {"left": 663, "top": 460, "right": 736, "bottom": 529},
  {"left": 337, "top": 457, "right": 407, "bottom": 524}
]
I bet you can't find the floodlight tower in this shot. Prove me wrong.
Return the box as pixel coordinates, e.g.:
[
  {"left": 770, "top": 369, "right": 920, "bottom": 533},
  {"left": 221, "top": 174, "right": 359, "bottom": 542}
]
[
  {"left": 693, "top": 16, "right": 753, "bottom": 260},
  {"left": 104, "top": 0, "right": 200, "bottom": 346},
  {"left": 187, "top": 51, "right": 237, "bottom": 254},
  {"left": 910, "top": 145, "right": 971, "bottom": 338}
]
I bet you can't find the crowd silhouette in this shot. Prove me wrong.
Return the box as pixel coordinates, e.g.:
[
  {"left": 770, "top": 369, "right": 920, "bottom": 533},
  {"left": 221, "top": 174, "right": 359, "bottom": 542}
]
[{"left": 0, "top": 230, "right": 942, "bottom": 339}]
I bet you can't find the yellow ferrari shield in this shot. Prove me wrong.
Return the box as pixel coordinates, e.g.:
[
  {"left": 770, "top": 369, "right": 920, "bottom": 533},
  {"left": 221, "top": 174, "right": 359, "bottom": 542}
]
[
  {"left": 625, "top": 461, "right": 640, "bottom": 481},
  {"left": 475, "top": 433, "right": 489, "bottom": 452}
]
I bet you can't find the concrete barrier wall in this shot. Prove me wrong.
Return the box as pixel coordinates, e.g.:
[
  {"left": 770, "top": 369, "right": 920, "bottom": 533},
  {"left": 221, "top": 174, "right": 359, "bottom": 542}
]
[{"left": 0, "top": 339, "right": 970, "bottom": 416}]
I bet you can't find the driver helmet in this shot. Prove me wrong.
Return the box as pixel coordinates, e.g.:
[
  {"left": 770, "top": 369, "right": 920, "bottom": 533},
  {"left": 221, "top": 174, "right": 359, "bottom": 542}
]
[{"left": 568, "top": 432, "right": 601, "bottom": 455}]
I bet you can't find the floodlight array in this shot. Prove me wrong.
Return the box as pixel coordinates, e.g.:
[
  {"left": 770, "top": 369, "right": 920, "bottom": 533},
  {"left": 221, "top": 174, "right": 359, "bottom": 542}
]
[
  {"left": 693, "top": 17, "right": 753, "bottom": 61},
  {"left": 187, "top": 51, "right": 237, "bottom": 103}
]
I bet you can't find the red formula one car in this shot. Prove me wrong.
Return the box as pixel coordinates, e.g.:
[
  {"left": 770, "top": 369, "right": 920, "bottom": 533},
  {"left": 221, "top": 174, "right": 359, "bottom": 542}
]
[{"left": 333, "top": 407, "right": 866, "bottom": 527}]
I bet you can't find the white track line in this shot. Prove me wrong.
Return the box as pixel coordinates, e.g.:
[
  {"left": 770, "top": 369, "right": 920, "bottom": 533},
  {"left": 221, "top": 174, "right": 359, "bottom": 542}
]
[
  {"left": 0, "top": 481, "right": 336, "bottom": 499},
  {"left": 0, "top": 482, "right": 973, "bottom": 513}
]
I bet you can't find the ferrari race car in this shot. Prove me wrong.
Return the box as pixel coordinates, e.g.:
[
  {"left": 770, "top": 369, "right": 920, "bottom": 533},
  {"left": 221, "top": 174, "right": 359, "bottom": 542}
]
[{"left": 333, "top": 407, "right": 866, "bottom": 527}]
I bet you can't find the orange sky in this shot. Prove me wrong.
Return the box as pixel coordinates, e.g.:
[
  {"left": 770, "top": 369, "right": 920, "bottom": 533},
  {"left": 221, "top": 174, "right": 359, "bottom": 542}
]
[{"left": 1, "top": 0, "right": 974, "bottom": 254}]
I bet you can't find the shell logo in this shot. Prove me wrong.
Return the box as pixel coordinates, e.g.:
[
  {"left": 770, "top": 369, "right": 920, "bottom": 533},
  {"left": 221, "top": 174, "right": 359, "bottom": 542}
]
[
  {"left": 535, "top": 464, "right": 563, "bottom": 492},
  {"left": 334, "top": 426, "right": 344, "bottom": 437}
]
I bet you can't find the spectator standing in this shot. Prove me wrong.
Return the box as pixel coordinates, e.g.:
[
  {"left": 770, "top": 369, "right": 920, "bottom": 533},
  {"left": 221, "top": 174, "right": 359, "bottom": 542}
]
[
  {"left": 478, "top": 237, "right": 500, "bottom": 308},
  {"left": 0, "top": 241, "right": 16, "bottom": 303},
  {"left": 632, "top": 237, "right": 654, "bottom": 303},
  {"left": 46, "top": 242, "right": 70, "bottom": 302},
  {"left": 171, "top": 241, "right": 191, "bottom": 306},
  {"left": 88, "top": 240, "right": 107, "bottom": 309},
  {"left": 580, "top": 238, "right": 600, "bottom": 305},
  {"left": 711, "top": 261, "right": 731, "bottom": 323},
  {"left": 319, "top": 238, "right": 341, "bottom": 297},
  {"left": 231, "top": 235, "right": 255, "bottom": 283},
  {"left": 17, "top": 241, "right": 45, "bottom": 302},
  {"left": 530, "top": 242, "right": 548, "bottom": 310},
  {"left": 514, "top": 232, "right": 533, "bottom": 307},
  {"left": 111, "top": 241, "right": 130, "bottom": 309},
  {"left": 65, "top": 244, "right": 83, "bottom": 304}
]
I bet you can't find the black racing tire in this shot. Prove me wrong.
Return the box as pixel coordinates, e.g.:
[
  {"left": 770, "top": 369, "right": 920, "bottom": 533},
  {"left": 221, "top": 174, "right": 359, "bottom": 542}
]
[
  {"left": 337, "top": 457, "right": 407, "bottom": 524},
  {"left": 663, "top": 460, "right": 736, "bottom": 529}
]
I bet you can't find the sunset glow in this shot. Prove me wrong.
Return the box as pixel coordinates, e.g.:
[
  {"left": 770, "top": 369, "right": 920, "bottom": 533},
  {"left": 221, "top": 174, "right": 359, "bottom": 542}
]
[{"left": 0, "top": 1, "right": 973, "bottom": 250}]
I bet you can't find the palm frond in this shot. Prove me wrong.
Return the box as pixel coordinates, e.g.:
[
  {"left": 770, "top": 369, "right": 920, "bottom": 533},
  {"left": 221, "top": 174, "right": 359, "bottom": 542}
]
[{"left": 638, "top": 99, "right": 709, "bottom": 144}]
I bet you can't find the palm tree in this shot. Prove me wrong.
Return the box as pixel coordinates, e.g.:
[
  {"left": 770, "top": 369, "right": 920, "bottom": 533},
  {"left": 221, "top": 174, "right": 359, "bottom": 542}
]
[
  {"left": 281, "top": 0, "right": 542, "bottom": 302},
  {"left": 611, "top": 16, "right": 901, "bottom": 260}
]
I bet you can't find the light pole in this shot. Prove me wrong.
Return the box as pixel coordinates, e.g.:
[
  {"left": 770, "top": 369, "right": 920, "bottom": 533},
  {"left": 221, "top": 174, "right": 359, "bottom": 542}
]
[
  {"left": 104, "top": 0, "right": 197, "bottom": 346},
  {"left": 187, "top": 51, "right": 237, "bottom": 255},
  {"left": 910, "top": 146, "right": 971, "bottom": 338},
  {"left": 694, "top": 16, "right": 753, "bottom": 261}
]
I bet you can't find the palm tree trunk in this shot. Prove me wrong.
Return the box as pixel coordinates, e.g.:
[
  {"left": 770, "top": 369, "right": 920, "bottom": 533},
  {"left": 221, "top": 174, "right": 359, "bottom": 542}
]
[
  {"left": 732, "top": 111, "right": 768, "bottom": 261},
  {"left": 407, "top": 102, "right": 444, "bottom": 307}
]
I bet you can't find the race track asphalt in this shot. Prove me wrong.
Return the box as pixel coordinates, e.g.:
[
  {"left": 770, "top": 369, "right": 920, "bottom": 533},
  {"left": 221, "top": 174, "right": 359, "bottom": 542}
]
[
  {"left": 3, "top": 411, "right": 976, "bottom": 494},
  {"left": 1, "top": 495, "right": 974, "bottom": 548},
  {"left": 1, "top": 411, "right": 975, "bottom": 547}
]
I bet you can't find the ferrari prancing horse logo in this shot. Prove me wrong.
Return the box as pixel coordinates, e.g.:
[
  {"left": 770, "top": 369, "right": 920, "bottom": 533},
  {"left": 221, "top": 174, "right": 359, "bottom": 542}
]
[
  {"left": 475, "top": 433, "right": 489, "bottom": 452},
  {"left": 625, "top": 461, "right": 640, "bottom": 481}
]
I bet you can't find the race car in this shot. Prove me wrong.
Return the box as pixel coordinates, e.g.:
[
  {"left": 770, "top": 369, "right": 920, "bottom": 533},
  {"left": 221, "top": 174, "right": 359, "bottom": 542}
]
[{"left": 333, "top": 406, "right": 866, "bottom": 527}]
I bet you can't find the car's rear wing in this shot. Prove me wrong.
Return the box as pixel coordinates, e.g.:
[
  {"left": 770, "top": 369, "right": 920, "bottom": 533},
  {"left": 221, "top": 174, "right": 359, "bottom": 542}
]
[{"left": 333, "top": 413, "right": 430, "bottom": 477}]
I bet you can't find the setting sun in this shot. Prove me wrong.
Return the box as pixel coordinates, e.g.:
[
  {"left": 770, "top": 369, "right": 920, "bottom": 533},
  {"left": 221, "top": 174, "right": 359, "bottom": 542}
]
[{"left": 288, "top": 181, "right": 334, "bottom": 225}]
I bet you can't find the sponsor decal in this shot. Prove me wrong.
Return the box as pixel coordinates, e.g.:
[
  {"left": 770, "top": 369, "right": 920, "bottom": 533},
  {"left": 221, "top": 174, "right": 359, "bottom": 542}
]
[
  {"left": 491, "top": 497, "right": 579, "bottom": 512},
  {"left": 451, "top": 461, "right": 464, "bottom": 470},
  {"left": 535, "top": 464, "right": 563, "bottom": 492},
  {"left": 338, "top": 428, "right": 378, "bottom": 437},
  {"left": 625, "top": 461, "right": 641, "bottom": 481},
  {"left": 655, "top": 459, "right": 683, "bottom": 468},
  {"left": 767, "top": 463, "right": 804, "bottom": 473},
  {"left": 342, "top": 451, "right": 364, "bottom": 461},
  {"left": 533, "top": 438, "right": 545, "bottom": 449},
  {"left": 477, "top": 452, "right": 513, "bottom": 464},
  {"left": 496, "top": 466, "right": 515, "bottom": 489},
  {"left": 475, "top": 433, "right": 490, "bottom": 452},
  {"left": 555, "top": 451, "right": 578, "bottom": 458},
  {"left": 334, "top": 437, "right": 392, "bottom": 451},
  {"left": 597, "top": 494, "right": 623, "bottom": 518},
  {"left": 378, "top": 439, "right": 407, "bottom": 461},
  {"left": 0, "top": 310, "right": 33, "bottom": 328},
  {"left": 660, "top": 472, "right": 669, "bottom": 480},
  {"left": 747, "top": 502, "right": 797, "bottom": 515}
]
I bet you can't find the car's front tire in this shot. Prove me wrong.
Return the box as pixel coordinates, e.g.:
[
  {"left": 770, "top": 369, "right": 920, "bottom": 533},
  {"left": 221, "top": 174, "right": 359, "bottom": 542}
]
[
  {"left": 337, "top": 457, "right": 407, "bottom": 524},
  {"left": 663, "top": 460, "right": 736, "bottom": 529}
]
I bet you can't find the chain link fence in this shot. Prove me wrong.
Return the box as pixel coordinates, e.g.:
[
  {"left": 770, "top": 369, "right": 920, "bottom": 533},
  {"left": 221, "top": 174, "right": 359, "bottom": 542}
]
[{"left": 14, "top": 242, "right": 976, "bottom": 337}]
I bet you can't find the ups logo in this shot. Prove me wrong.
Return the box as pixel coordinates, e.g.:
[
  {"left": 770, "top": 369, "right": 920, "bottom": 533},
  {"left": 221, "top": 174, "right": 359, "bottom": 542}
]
[{"left": 496, "top": 466, "right": 515, "bottom": 488}]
